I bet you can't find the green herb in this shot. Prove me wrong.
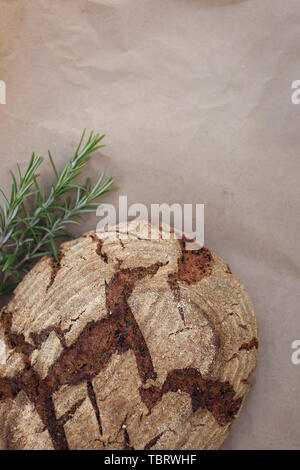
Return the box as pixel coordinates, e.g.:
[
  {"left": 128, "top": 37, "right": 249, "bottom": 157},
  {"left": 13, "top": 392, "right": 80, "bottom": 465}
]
[{"left": 0, "top": 130, "right": 114, "bottom": 295}]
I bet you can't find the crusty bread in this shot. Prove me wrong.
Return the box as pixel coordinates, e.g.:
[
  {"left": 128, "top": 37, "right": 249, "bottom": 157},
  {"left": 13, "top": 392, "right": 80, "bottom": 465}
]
[{"left": 0, "top": 222, "right": 258, "bottom": 450}]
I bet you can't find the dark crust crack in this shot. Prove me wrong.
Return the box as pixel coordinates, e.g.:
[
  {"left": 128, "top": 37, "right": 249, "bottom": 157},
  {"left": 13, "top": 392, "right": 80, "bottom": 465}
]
[
  {"left": 239, "top": 338, "right": 258, "bottom": 351},
  {"left": 168, "top": 237, "right": 214, "bottom": 326},
  {"left": 144, "top": 432, "right": 164, "bottom": 450},
  {"left": 46, "top": 258, "right": 59, "bottom": 292},
  {"left": 168, "top": 237, "right": 214, "bottom": 289},
  {"left": 1, "top": 308, "right": 35, "bottom": 364},
  {"left": 46, "top": 247, "right": 67, "bottom": 292},
  {"left": 139, "top": 368, "right": 243, "bottom": 427},
  {"left": 87, "top": 380, "right": 103, "bottom": 436},
  {"left": 89, "top": 234, "right": 108, "bottom": 263}
]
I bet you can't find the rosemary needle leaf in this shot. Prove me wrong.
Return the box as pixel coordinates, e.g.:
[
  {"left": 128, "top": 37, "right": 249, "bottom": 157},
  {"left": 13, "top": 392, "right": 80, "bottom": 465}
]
[{"left": 48, "top": 151, "right": 59, "bottom": 181}]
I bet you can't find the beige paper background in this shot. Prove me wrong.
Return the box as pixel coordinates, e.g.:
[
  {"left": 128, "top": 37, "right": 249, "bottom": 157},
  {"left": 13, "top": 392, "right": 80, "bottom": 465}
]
[{"left": 0, "top": 0, "right": 299, "bottom": 450}]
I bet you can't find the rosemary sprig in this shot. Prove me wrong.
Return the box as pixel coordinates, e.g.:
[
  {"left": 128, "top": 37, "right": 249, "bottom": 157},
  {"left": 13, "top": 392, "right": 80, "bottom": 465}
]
[{"left": 0, "top": 130, "right": 114, "bottom": 295}]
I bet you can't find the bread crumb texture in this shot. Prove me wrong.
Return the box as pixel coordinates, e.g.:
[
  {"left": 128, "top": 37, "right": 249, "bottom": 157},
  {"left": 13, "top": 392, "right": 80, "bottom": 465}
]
[{"left": 0, "top": 222, "right": 258, "bottom": 450}]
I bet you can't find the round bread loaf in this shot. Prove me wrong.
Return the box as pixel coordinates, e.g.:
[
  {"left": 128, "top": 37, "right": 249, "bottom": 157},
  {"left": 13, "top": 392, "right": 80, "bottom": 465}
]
[{"left": 0, "top": 222, "right": 258, "bottom": 450}]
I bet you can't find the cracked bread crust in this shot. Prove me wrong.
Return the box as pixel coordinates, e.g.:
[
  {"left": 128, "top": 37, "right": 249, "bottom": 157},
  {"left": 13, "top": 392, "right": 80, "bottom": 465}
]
[{"left": 0, "top": 222, "right": 258, "bottom": 450}]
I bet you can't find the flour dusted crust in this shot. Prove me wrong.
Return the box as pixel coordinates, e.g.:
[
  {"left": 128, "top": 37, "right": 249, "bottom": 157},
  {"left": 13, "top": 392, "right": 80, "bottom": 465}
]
[{"left": 0, "top": 222, "right": 258, "bottom": 450}]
